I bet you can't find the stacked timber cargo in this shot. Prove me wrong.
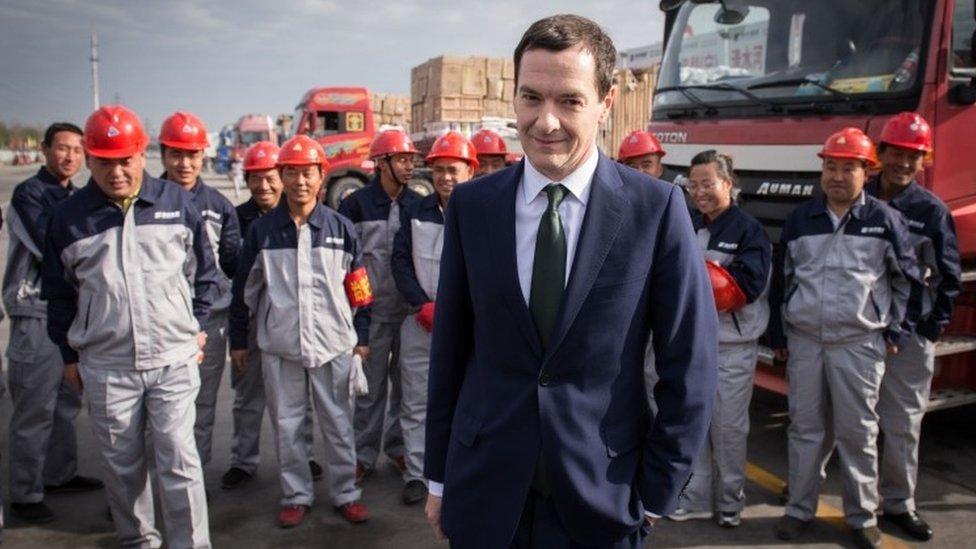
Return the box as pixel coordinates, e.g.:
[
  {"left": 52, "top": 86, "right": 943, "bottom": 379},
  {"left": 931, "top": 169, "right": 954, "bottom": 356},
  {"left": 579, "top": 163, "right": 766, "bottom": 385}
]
[
  {"left": 596, "top": 67, "right": 657, "bottom": 158},
  {"left": 410, "top": 56, "right": 516, "bottom": 134},
  {"left": 369, "top": 93, "right": 412, "bottom": 128}
]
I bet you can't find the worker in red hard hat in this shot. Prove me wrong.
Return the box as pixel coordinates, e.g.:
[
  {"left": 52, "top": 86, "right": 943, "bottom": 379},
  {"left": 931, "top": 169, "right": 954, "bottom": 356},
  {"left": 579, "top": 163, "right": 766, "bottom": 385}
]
[
  {"left": 770, "top": 127, "right": 919, "bottom": 549},
  {"left": 42, "top": 105, "right": 219, "bottom": 547},
  {"left": 390, "top": 131, "right": 478, "bottom": 506},
  {"left": 221, "top": 141, "right": 322, "bottom": 490},
  {"left": 867, "top": 112, "right": 959, "bottom": 542},
  {"left": 471, "top": 128, "right": 508, "bottom": 176},
  {"left": 339, "top": 128, "right": 423, "bottom": 483},
  {"left": 4, "top": 122, "right": 104, "bottom": 526},
  {"left": 229, "top": 134, "right": 372, "bottom": 528},
  {"left": 159, "top": 111, "right": 242, "bottom": 479},
  {"left": 617, "top": 130, "right": 668, "bottom": 179},
  {"left": 672, "top": 150, "right": 770, "bottom": 529}
]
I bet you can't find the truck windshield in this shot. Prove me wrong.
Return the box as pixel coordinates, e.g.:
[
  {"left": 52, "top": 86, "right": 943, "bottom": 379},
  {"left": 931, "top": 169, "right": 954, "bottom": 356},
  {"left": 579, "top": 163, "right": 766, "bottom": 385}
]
[
  {"left": 239, "top": 131, "right": 269, "bottom": 146},
  {"left": 655, "top": 0, "right": 934, "bottom": 114}
]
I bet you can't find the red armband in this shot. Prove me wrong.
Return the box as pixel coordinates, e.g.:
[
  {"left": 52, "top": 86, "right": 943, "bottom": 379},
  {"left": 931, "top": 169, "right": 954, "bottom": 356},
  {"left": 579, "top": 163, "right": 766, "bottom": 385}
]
[{"left": 344, "top": 267, "right": 374, "bottom": 307}]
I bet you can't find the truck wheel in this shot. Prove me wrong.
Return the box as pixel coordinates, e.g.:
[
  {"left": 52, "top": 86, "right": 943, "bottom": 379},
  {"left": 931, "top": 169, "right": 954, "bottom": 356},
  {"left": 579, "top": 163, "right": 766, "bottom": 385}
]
[
  {"left": 327, "top": 176, "right": 365, "bottom": 209},
  {"left": 408, "top": 177, "right": 434, "bottom": 197}
]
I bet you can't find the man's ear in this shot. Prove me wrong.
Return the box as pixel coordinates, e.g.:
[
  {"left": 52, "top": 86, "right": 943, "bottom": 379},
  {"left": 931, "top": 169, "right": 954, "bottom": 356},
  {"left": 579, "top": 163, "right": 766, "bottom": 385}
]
[{"left": 600, "top": 85, "right": 618, "bottom": 124}]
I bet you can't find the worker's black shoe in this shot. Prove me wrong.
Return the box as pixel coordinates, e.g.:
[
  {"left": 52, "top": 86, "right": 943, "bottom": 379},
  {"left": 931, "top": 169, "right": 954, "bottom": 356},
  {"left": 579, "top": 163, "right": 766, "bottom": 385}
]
[
  {"left": 44, "top": 475, "right": 104, "bottom": 494},
  {"left": 11, "top": 502, "right": 55, "bottom": 524},
  {"left": 852, "top": 526, "right": 883, "bottom": 549},
  {"left": 310, "top": 460, "right": 324, "bottom": 481},
  {"left": 778, "top": 484, "right": 789, "bottom": 505},
  {"left": 885, "top": 511, "right": 933, "bottom": 541},
  {"left": 221, "top": 467, "right": 253, "bottom": 490},
  {"left": 402, "top": 480, "right": 428, "bottom": 505},
  {"left": 775, "top": 514, "right": 809, "bottom": 540}
]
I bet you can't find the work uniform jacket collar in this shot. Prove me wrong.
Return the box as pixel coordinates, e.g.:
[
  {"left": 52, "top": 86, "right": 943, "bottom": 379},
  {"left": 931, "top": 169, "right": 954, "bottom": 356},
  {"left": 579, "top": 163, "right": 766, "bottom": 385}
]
[
  {"left": 865, "top": 175, "right": 920, "bottom": 211},
  {"left": 271, "top": 200, "right": 328, "bottom": 230},
  {"left": 809, "top": 192, "right": 867, "bottom": 221},
  {"left": 84, "top": 171, "right": 157, "bottom": 210},
  {"left": 36, "top": 166, "right": 74, "bottom": 190},
  {"left": 693, "top": 204, "right": 738, "bottom": 232}
]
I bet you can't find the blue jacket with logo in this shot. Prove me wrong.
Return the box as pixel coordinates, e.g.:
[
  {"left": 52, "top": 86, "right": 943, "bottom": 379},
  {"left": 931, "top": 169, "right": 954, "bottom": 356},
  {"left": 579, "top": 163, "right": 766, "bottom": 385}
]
[{"left": 865, "top": 177, "right": 961, "bottom": 342}]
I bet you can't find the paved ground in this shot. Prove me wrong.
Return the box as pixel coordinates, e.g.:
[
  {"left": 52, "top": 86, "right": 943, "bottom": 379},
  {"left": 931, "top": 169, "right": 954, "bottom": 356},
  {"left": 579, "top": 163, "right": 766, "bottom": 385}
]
[{"left": 0, "top": 162, "right": 973, "bottom": 548}]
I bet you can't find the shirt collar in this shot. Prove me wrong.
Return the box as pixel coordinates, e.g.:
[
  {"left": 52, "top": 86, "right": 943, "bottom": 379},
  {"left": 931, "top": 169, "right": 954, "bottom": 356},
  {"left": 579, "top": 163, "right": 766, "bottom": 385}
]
[
  {"left": 36, "top": 166, "right": 72, "bottom": 188},
  {"left": 810, "top": 191, "right": 866, "bottom": 219},
  {"left": 522, "top": 148, "right": 598, "bottom": 206}
]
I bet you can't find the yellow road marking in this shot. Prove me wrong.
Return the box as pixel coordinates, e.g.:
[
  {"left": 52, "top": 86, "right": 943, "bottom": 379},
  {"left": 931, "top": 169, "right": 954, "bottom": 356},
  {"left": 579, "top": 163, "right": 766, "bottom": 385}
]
[{"left": 745, "top": 462, "right": 911, "bottom": 549}]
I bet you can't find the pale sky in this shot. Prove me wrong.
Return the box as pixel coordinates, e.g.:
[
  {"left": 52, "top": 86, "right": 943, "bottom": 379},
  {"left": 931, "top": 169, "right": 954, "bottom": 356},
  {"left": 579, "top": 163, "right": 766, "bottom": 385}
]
[{"left": 0, "top": 0, "right": 665, "bottom": 134}]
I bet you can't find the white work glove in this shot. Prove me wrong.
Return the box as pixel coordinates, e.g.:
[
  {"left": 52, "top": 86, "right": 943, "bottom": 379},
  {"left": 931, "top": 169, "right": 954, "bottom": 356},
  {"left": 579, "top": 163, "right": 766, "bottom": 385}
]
[{"left": 349, "top": 353, "right": 369, "bottom": 397}]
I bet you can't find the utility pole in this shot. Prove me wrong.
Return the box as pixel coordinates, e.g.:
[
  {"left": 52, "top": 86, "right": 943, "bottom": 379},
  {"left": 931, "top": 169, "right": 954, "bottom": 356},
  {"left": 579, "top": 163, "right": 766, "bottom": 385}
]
[{"left": 90, "top": 33, "right": 100, "bottom": 109}]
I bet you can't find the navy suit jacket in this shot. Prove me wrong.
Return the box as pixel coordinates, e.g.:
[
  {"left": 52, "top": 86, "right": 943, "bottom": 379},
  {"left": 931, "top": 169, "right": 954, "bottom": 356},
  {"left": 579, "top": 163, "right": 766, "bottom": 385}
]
[{"left": 424, "top": 153, "right": 718, "bottom": 547}]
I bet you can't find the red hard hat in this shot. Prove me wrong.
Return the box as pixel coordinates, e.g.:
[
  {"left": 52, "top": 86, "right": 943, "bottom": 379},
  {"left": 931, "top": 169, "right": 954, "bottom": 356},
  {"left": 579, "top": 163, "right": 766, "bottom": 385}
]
[
  {"left": 426, "top": 131, "right": 479, "bottom": 170},
  {"left": 277, "top": 135, "right": 330, "bottom": 171},
  {"left": 618, "top": 130, "right": 665, "bottom": 161},
  {"left": 159, "top": 111, "right": 208, "bottom": 151},
  {"left": 369, "top": 129, "right": 418, "bottom": 159},
  {"left": 818, "top": 127, "right": 879, "bottom": 168},
  {"left": 706, "top": 260, "right": 747, "bottom": 313},
  {"left": 83, "top": 104, "right": 149, "bottom": 159},
  {"left": 471, "top": 129, "right": 507, "bottom": 156},
  {"left": 879, "top": 112, "right": 933, "bottom": 153},
  {"left": 243, "top": 141, "right": 280, "bottom": 172}
]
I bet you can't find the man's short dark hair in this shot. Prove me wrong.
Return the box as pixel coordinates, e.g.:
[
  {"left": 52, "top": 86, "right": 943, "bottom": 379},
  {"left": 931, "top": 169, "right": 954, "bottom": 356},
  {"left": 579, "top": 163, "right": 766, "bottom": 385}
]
[
  {"left": 42, "top": 122, "right": 83, "bottom": 147},
  {"left": 514, "top": 14, "right": 617, "bottom": 98}
]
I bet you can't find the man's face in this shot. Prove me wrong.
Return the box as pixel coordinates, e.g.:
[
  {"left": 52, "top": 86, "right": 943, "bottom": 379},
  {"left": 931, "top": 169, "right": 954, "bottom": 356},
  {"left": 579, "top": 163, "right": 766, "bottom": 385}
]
[
  {"left": 624, "top": 153, "right": 664, "bottom": 179},
  {"left": 88, "top": 153, "right": 146, "bottom": 200},
  {"left": 378, "top": 153, "right": 415, "bottom": 186},
  {"left": 820, "top": 157, "right": 867, "bottom": 204},
  {"left": 246, "top": 168, "right": 283, "bottom": 212},
  {"left": 879, "top": 145, "right": 925, "bottom": 188},
  {"left": 281, "top": 164, "right": 323, "bottom": 209},
  {"left": 475, "top": 154, "right": 507, "bottom": 176},
  {"left": 431, "top": 158, "right": 473, "bottom": 203},
  {"left": 42, "top": 131, "right": 83, "bottom": 182},
  {"left": 515, "top": 45, "right": 615, "bottom": 181},
  {"left": 162, "top": 147, "right": 204, "bottom": 188}
]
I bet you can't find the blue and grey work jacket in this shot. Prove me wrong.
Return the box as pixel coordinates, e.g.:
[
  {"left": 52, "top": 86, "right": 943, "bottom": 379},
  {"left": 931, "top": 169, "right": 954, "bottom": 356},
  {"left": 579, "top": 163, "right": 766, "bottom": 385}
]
[
  {"left": 692, "top": 205, "right": 771, "bottom": 344},
  {"left": 769, "top": 193, "right": 919, "bottom": 348},
  {"left": 866, "top": 177, "right": 961, "bottom": 342},
  {"left": 3, "top": 167, "right": 74, "bottom": 320},
  {"left": 392, "top": 193, "right": 444, "bottom": 309},
  {"left": 338, "top": 178, "right": 421, "bottom": 322},
  {"left": 41, "top": 174, "right": 220, "bottom": 369},
  {"left": 229, "top": 202, "right": 370, "bottom": 368},
  {"left": 162, "top": 174, "right": 240, "bottom": 312}
]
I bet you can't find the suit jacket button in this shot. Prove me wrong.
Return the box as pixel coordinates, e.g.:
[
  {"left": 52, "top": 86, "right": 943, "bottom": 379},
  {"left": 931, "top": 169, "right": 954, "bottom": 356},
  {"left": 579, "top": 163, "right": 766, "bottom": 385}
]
[{"left": 539, "top": 373, "right": 552, "bottom": 386}]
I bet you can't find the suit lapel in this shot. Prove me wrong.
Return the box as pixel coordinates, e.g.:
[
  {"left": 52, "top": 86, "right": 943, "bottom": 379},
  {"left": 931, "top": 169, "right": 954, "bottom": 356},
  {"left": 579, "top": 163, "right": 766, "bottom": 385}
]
[
  {"left": 545, "top": 154, "right": 625, "bottom": 360},
  {"left": 487, "top": 162, "right": 544, "bottom": 360}
]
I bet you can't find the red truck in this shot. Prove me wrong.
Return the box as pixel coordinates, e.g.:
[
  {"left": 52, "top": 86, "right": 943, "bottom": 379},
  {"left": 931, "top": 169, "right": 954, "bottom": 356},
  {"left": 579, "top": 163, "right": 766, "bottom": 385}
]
[
  {"left": 233, "top": 114, "right": 277, "bottom": 160},
  {"left": 651, "top": 0, "right": 976, "bottom": 409},
  {"left": 290, "top": 86, "right": 434, "bottom": 208}
]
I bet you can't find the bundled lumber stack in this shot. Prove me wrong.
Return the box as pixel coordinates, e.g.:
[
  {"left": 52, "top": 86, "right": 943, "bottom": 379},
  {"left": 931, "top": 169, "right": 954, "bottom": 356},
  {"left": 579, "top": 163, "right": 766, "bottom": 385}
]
[
  {"left": 596, "top": 67, "right": 657, "bottom": 158},
  {"left": 410, "top": 56, "right": 516, "bottom": 134}
]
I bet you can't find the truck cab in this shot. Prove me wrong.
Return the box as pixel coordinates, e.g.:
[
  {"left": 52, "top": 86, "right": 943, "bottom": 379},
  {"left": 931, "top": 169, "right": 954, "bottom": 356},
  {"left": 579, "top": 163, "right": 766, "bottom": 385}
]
[{"left": 652, "top": 0, "right": 976, "bottom": 408}]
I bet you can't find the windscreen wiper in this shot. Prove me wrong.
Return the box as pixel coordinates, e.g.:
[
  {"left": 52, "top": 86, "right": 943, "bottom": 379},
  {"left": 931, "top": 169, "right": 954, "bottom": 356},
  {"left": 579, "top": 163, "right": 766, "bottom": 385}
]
[
  {"left": 747, "top": 78, "right": 853, "bottom": 101},
  {"left": 655, "top": 86, "right": 719, "bottom": 116},
  {"left": 675, "top": 83, "right": 779, "bottom": 111}
]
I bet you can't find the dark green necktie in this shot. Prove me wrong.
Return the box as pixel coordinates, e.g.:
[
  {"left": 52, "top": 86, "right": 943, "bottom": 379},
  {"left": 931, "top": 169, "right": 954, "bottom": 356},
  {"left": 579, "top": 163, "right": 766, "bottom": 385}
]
[{"left": 529, "top": 184, "right": 568, "bottom": 350}]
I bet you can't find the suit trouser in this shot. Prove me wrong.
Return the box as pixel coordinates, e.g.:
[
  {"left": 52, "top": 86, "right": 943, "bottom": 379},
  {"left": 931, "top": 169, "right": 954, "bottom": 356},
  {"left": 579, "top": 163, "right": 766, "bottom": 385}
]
[
  {"left": 785, "top": 331, "right": 885, "bottom": 528},
  {"left": 510, "top": 491, "right": 649, "bottom": 549},
  {"left": 354, "top": 319, "right": 405, "bottom": 467},
  {"left": 228, "top": 337, "right": 315, "bottom": 475},
  {"left": 680, "top": 342, "right": 757, "bottom": 514},
  {"left": 7, "top": 316, "right": 80, "bottom": 503},
  {"left": 80, "top": 358, "right": 210, "bottom": 549},
  {"left": 262, "top": 353, "right": 361, "bottom": 507},
  {"left": 398, "top": 316, "right": 431, "bottom": 483},
  {"left": 877, "top": 331, "right": 935, "bottom": 514},
  {"left": 194, "top": 309, "right": 228, "bottom": 467}
]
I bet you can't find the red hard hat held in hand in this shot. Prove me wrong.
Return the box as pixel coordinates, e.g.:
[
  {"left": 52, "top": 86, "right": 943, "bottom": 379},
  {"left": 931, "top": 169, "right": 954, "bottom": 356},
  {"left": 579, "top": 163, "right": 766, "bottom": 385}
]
[
  {"left": 159, "top": 111, "right": 209, "bottom": 151},
  {"left": 243, "top": 141, "right": 280, "bottom": 172},
  {"left": 278, "top": 135, "right": 330, "bottom": 171},
  {"left": 880, "top": 112, "right": 933, "bottom": 152},
  {"left": 370, "top": 128, "right": 418, "bottom": 159},
  {"left": 617, "top": 130, "right": 665, "bottom": 161},
  {"left": 426, "top": 131, "right": 479, "bottom": 170},
  {"left": 705, "top": 260, "right": 747, "bottom": 313},
  {"left": 416, "top": 302, "right": 435, "bottom": 333},
  {"left": 83, "top": 104, "right": 149, "bottom": 159},
  {"left": 818, "top": 127, "right": 879, "bottom": 168},
  {"left": 471, "top": 129, "right": 508, "bottom": 156}
]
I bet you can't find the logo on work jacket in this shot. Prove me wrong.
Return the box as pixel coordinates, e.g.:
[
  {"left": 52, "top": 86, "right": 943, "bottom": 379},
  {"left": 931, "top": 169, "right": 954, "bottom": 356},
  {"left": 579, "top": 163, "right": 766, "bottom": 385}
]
[
  {"left": 325, "top": 236, "right": 344, "bottom": 245},
  {"left": 154, "top": 211, "right": 181, "bottom": 220},
  {"left": 717, "top": 241, "right": 739, "bottom": 250},
  {"left": 861, "top": 226, "right": 885, "bottom": 234}
]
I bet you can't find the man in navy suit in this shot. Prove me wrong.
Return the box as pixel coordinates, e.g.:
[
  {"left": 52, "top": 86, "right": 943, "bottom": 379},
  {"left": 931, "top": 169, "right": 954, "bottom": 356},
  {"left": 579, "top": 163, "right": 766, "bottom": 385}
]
[{"left": 423, "top": 14, "right": 719, "bottom": 548}]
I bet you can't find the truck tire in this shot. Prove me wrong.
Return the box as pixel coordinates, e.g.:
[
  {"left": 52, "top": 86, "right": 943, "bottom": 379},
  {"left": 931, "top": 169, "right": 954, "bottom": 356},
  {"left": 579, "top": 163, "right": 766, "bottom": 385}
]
[
  {"left": 327, "top": 176, "right": 365, "bottom": 209},
  {"left": 407, "top": 176, "right": 434, "bottom": 197}
]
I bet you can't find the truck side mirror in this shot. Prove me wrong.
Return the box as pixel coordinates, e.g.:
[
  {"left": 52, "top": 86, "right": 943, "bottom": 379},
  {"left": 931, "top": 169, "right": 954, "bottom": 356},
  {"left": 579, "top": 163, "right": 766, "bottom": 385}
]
[{"left": 950, "top": 77, "right": 976, "bottom": 105}]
